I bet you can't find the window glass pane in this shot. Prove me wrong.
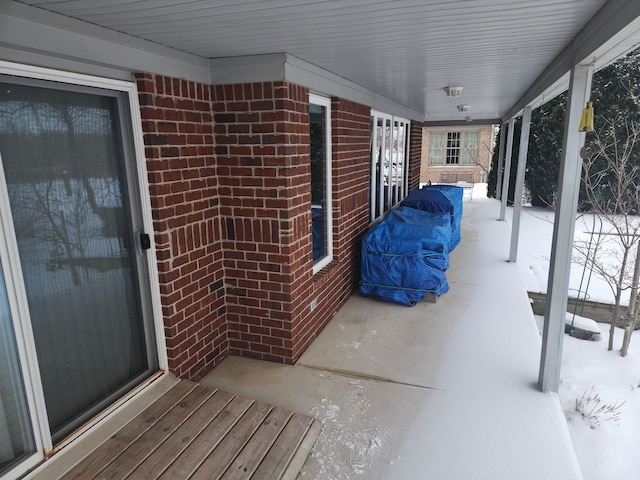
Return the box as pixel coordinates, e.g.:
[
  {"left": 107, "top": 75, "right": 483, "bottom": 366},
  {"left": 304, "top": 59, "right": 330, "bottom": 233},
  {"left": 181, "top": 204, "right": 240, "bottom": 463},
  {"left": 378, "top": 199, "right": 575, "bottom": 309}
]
[
  {"left": 310, "top": 101, "right": 328, "bottom": 265},
  {"left": 369, "top": 114, "right": 409, "bottom": 221},
  {"left": 369, "top": 117, "right": 379, "bottom": 220},
  {"left": 429, "top": 132, "right": 445, "bottom": 165},
  {"left": 0, "top": 81, "right": 155, "bottom": 440},
  {"left": 374, "top": 117, "right": 384, "bottom": 219},
  {"left": 395, "top": 122, "right": 405, "bottom": 199},
  {"left": 390, "top": 121, "right": 398, "bottom": 204},
  {"left": 384, "top": 119, "right": 392, "bottom": 211},
  {"left": 0, "top": 265, "right": 36, "bottom": 476},
  {"left": 462, "top": 131, "right": 479, "bottom": 165},
  {"left": 446, "top": 132, "right": 461, "bottom": 164}
]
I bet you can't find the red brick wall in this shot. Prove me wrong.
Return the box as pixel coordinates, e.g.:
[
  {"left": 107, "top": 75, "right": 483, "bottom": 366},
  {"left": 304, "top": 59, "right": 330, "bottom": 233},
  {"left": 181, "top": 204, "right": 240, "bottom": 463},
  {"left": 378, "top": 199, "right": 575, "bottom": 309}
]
[
  {"left": 135, "top": 72, "right": 382, "bottom": 374},
  {"left": 213, "top": 84, "right": 371, "bottom": 364},
  {"left": 290, "top": 98, "right": 372, "bottom": 360},
  {"left": 135, "top": 73, "right": 228, "bottom": 381},
  {"left": 408, "top": 121, "right": 424, "bottom": 191},
  {"left": 212, "top": 82, "right": 313, "bottom": 363}
]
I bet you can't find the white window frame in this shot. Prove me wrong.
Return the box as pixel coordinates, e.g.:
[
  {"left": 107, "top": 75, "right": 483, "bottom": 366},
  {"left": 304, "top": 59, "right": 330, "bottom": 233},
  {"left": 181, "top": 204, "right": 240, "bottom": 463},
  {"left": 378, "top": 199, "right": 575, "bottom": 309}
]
[
  {"left": 430, "top": 130, "right": 480, "bottom": 166},
  {"left": 0, "top": 60, "right": 168, "bottom": 478},
  {"left": 370, "top": 111, "right": 410, "bottom": 223},
  {"left": 310, "top": 94, "right": 333, "bottom": 273},
  {"left": 446, "top": 131, "right": 461, "bottom": 164}
]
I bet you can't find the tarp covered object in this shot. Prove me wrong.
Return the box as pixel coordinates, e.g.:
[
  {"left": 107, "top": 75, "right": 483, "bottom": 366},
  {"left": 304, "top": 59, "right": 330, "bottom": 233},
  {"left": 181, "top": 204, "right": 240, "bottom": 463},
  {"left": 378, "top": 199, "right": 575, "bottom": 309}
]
[
  {"left": 385, "top": 206, "right": 451, "bottom": 271},
  {"left": 360, "top": 220, "right": 449, "bottom": 306},
  {"left": 426, "top": 184, "right": 464, "bottom": 247},
  {"left": 400, "top": 186, "right": 463, "bottom": 250}
]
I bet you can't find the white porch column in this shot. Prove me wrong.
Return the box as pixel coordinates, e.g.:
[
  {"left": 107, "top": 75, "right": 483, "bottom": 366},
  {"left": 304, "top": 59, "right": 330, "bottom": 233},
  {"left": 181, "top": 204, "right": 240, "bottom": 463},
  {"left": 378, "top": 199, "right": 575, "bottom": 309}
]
[
  {"left": 509, "top": 106, "right": 532, "bottom": 262},
  {"left": 495, "top": 122, "right": 507, "bottom": 200},
  {"left": 499, "top": 117, "right": 516, "bottom": 221},
  {"left": 539, "top": 63, "right": 593, "bottom": 393}
]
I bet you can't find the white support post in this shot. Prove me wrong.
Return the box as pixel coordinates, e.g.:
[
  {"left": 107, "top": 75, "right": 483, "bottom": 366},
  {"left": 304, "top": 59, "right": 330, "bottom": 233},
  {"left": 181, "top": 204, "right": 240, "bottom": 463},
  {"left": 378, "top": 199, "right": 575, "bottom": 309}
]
[
  {"left": 509, "top": 106, "right": 532, "bottom": 263},
  {"left": 495, "top": 122, "right": 507, "bottom": 200},
  {"left": 538, "top": 64, "right": 593, "bottom": 393},
  {"left": 499, "top": 117, "right": 516, "bottom": 221}
]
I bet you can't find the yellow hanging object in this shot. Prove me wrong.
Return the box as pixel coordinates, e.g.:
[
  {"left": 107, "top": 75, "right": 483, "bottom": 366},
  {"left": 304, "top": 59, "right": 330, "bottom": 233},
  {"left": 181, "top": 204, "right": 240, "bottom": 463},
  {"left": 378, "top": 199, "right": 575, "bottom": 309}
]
[{"left": 578, "top": 101, "right": 594, "bottom": 132}]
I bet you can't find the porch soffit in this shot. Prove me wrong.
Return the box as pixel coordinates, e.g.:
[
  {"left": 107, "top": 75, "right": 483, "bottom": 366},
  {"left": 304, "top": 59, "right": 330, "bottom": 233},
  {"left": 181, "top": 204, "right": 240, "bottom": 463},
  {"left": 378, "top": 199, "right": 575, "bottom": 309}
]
[{"left": 8, "top": 0, "right": 640, "bottom": 123}]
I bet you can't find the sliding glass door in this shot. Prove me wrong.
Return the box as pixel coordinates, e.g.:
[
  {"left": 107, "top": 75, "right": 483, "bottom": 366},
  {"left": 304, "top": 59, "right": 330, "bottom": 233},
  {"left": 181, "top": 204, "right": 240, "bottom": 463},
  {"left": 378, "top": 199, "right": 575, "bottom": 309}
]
[
  {"left": 0, "top": 70, "right": 159, "bottom": 476},
  {"left": 0, "top": 267, "right": 36, "bottom": 476}
]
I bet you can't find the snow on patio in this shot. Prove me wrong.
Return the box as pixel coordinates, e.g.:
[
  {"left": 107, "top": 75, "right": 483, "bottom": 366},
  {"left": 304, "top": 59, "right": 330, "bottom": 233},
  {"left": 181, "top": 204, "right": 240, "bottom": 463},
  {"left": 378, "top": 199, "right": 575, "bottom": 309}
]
[
  {"left": 501, "top": 185, "right": 640, "bottom": 480},
  {"left": 202, "top": 184, "right": 638, "bottom": 480}
]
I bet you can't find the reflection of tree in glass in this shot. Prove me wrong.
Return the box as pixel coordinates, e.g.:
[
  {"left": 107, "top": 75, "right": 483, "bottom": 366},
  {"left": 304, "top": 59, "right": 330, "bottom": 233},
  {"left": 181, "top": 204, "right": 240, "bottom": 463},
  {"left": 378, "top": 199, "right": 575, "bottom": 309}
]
[
  {"left": 0, "top": 90, "right": 121, "bottom": 285},
  {"left": 19, "top": 178, "right": 96, "bottom": 284}
]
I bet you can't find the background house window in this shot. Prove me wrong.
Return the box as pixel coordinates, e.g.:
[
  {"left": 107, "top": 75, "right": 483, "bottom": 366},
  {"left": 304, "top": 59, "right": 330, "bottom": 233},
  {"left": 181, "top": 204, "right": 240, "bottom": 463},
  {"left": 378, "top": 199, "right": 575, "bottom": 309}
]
[
  {"left": 446, "top": 132, "right": 461, "bottom": 164},
  {"left": 429, "top": 131, "right": 480, "bottom": 166},
  {"left": 309, "top": 94, "right": 332, "bottom": 272}
]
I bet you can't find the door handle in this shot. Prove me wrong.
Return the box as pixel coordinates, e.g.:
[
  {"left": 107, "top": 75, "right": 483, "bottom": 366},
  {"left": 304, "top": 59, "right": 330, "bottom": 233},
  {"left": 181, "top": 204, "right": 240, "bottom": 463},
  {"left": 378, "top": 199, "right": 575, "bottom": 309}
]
[{"left": 140, "top": 233, "right": 151, "bottom": 250}]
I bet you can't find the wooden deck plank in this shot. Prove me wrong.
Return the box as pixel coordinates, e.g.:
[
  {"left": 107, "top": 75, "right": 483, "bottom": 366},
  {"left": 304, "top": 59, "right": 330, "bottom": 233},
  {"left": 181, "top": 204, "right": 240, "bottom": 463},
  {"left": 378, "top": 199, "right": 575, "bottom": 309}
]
[
  {"left": 127, "top": 387, "right": 238, "bottom": 479},
  {"left": 155, "top": 397, "right": 265, "bottom": 480},
  {"left": 251, "top": 413, "right": 315, "bottom": 480},
  {"left": 279, "top": 419, "right": 323, "bottom": 480},
  {"left": 219, "top": 407, "right": 293, "bottom": 480},
  {"left": 186, "top": 401, "right": 274, "bottom": 480},
  {"left": 61, "top": 380, "right": 196, "bottom": 480},
  {"left": 55, "top": 380, "right": 319, "bottom": 480},
  {"left": 92, "top": 385, "right": 215, "bottom": 480}
]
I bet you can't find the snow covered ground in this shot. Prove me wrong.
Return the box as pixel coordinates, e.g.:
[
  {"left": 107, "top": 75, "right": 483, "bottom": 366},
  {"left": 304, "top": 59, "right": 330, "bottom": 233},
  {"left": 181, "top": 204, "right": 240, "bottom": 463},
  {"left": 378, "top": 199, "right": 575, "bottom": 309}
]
[{"left": 498, "top": 185, "right": 640, "bottom": 480}]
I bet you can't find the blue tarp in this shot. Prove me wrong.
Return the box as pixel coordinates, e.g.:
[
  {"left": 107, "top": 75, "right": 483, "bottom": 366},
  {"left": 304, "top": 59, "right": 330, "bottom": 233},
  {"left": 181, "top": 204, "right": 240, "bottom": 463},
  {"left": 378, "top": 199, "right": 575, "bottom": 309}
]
[
  {"left": 385, "top": 206, "right": 451, "bottom": 271},
  {"left": 400, "top": 187, "right": 452, "bottom": 213},
  {"left": 400, "top": 186, "right": 463, "bottom": 250},
  {"left": 425, "top": 184, "right": 464, "bottom": 248},
  {"left": 360, "top": 219, "right": 449, "bottom": 306}
]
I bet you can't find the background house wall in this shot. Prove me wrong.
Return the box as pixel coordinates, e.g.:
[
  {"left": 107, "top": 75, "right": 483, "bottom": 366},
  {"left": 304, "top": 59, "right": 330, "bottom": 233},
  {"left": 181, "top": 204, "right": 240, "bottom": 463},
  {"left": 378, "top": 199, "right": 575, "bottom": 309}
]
[
  {"left": 136, "top": 72, "right": 423, "bottom": 380},
  {"left": 421, "top": 125, "right": 494, "bottom": 185}
]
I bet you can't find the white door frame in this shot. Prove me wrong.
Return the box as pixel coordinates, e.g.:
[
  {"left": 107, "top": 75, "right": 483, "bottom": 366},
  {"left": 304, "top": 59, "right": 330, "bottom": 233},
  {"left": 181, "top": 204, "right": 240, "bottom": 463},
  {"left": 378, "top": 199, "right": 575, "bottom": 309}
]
[{"left": 0, "top": 60, "right": 168, "bottom": 478}]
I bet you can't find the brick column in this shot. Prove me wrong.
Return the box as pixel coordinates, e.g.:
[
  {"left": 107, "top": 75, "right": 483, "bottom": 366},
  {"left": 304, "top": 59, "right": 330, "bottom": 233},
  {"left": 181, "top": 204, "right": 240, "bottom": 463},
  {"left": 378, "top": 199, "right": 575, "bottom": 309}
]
[
  {"left": 135, "top": 73, "right": 227, "bottom": 380},
  {"left": 213, "top": 81, "right": 312, "bottom": 363}
]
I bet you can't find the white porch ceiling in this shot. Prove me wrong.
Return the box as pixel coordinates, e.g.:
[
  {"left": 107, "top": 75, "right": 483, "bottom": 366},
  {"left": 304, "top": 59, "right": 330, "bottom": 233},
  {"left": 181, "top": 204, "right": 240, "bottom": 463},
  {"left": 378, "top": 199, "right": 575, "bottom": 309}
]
[{"left": 15, "top": 0, "right": 640, "bottom": 123}]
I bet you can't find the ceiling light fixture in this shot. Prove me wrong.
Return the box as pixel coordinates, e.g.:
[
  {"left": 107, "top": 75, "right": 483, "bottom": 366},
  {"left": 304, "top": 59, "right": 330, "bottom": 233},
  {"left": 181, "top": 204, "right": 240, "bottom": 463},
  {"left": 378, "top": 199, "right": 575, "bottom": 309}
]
[
  {"left": 457, "top": 104, "right": 470, "bottom": 112},
  {"left": 444, "top": 86, "right": 463, "bottom": 98}
]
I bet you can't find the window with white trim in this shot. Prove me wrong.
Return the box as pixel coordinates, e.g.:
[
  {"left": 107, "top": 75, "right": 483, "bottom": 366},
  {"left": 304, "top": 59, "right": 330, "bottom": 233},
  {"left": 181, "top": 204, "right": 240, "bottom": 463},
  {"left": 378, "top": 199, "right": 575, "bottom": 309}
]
[
  {"left": 429, "top": 130, "right": 480, "bottom": 166},
  {"left": 309, "top": 94, "right": 333, "bottom": 272},
  {"left": 369, "top": 112, "right": 410, "bottom": 222}
]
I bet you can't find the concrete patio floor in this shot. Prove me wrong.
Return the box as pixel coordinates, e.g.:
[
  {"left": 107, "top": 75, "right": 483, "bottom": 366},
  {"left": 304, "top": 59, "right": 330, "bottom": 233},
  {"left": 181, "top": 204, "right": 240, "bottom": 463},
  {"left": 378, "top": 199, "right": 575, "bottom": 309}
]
[{"left": 200, "top": 193, "right": 584, "bottom": 480}]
